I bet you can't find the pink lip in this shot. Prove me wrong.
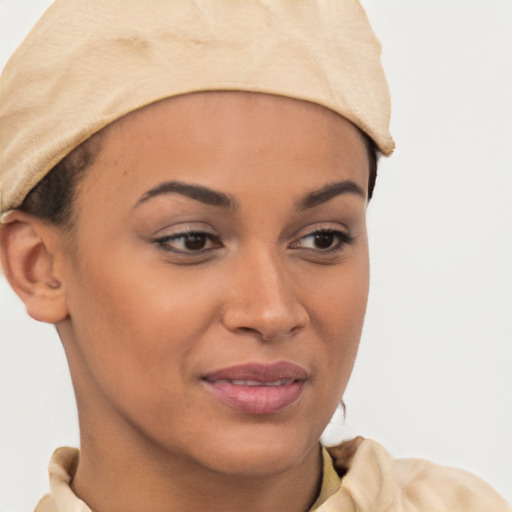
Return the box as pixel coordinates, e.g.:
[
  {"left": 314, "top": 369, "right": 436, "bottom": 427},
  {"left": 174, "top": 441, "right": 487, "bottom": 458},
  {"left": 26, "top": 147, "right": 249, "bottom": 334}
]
[{"left": 202, "top": 362, "right": 308, "bottom": 415}]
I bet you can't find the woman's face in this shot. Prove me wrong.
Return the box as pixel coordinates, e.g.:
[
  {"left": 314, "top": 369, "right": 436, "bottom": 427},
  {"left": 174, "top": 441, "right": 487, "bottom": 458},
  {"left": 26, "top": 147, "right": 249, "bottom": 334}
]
[{"left": 57, "top": 92, "right": 370, "bottom": 477}]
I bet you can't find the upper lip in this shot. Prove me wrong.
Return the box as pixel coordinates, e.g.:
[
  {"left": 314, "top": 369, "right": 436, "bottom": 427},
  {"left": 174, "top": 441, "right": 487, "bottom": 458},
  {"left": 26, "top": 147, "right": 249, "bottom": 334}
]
[{"left": 203, "top": 361, "right": 308, "bottom": 383}]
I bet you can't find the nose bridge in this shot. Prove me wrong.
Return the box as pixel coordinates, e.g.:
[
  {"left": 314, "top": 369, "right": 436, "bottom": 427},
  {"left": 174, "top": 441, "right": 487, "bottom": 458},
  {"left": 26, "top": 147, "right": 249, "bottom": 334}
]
[{"left": 223, "top": 245, "right": 308, "bottom": 340}]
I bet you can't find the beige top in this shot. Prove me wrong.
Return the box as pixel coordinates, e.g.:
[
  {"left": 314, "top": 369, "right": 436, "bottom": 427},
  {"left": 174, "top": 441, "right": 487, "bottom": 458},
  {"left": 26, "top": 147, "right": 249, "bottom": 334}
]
[{"left": 34, "top": 438, "right": 510, "bottom": 512}]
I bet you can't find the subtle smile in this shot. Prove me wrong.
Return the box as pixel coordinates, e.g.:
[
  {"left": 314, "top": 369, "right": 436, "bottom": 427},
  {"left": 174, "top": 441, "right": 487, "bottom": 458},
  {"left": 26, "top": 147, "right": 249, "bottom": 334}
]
[{"left": 202, "top": 362, "right": 308, "bottom": 415}]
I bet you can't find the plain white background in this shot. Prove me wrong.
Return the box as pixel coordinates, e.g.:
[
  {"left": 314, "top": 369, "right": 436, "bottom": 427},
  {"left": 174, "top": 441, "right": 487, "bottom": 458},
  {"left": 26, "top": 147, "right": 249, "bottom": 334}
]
[{"left": 1, "top": 1, "right": 511, "bottom": 510}]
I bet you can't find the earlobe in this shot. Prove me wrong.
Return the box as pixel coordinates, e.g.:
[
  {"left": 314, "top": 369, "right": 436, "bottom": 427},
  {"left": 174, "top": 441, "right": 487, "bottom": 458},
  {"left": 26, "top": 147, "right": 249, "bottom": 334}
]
[{"left": 0, "top": 212, "right": 69, "bottom": 324}]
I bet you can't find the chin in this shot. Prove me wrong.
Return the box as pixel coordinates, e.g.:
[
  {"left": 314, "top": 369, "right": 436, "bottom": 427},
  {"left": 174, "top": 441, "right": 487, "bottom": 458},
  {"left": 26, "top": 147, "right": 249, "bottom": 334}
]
[{"left": 185, "top": 422, "right": 323, "bottom": 478}]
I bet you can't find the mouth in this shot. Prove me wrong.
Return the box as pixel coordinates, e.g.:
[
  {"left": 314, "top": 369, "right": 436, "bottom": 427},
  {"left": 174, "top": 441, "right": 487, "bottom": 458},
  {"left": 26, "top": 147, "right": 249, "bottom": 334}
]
[
  {"left": 212, "top": 378, "right": 296, "bottom": 387},
  {"left": 202, "top": 362, "right": 308, "bottom": 415}
]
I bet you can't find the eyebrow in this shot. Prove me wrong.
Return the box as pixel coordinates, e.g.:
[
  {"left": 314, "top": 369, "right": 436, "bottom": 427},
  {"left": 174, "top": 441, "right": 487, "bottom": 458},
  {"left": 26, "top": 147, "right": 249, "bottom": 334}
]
[
  {"left": 135, "top": 181, "right": 238, "bottom": 210},
  {"left": 297, "top": 180, "right": 366, "bottom": 210},
  {"left": 135, "top": 178, "right": 364, "bottom": 211}
]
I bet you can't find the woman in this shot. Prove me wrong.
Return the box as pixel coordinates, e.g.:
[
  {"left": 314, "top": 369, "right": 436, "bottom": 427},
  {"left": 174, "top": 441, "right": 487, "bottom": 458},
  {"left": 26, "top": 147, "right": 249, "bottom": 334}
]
[{"left": 0, "top": 1, "right": 510, "bottom": 511}]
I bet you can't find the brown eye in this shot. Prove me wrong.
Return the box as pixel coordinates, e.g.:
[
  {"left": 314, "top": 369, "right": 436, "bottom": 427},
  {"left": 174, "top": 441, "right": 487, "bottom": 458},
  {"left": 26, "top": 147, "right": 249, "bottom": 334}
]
[
  {"left": 183, "top": 233, "right": 208, "bottom": 251},
  {"left": 154, "top": 231, "right": 222, "bottom": 253},
  {"left": 313, "top": 232, "right": 336, "bottom": 250},
  {"left": 292, "top": 229, "right": 353, "bottom": 253}
]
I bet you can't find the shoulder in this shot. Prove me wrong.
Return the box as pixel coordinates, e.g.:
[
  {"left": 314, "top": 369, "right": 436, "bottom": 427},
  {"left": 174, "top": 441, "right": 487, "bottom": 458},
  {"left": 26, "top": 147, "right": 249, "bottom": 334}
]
[
  {"left": 33, "top": 447, "right": 91, "bottom": 512},
  {"left": 34, "top": 494, "right": 54, "bottom": 512},
  {"left": 324, "top": 438, "right": 510, "bottom": 512}
]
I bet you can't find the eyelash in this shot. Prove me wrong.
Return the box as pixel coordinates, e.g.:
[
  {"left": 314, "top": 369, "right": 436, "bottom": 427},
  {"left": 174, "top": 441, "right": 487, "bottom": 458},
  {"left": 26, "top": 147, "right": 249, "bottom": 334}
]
[
  {"left": 153, "top": 228, "right": 353, "bottom": 257},
  {"left": 154, "top": 231, "right": 222, "bottom": 254},
  {"left": 292, "top": 228, "right": 354, "bottom": 253}
]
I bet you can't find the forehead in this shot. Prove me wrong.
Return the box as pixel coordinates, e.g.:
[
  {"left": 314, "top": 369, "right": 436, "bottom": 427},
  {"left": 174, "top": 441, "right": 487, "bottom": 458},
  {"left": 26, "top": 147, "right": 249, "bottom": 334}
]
[
  {"left": 77, "top": 92, "right": 369, "bottom": 211},
  {"left": 103, "top": 91, "right": 366, "bottom": 147}
]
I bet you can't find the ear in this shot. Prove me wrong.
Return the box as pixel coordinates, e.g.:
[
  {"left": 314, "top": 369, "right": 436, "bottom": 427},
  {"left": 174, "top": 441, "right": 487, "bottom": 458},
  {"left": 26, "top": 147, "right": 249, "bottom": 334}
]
[{"left": 0, "top": 211, "right": 69, "bottom": 323}]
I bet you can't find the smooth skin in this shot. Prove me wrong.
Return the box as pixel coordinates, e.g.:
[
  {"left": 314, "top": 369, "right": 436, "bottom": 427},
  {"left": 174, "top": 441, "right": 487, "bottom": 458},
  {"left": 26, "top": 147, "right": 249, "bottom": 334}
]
[{"left": 1, "top": 92, "right": 370, "bottom": 512}]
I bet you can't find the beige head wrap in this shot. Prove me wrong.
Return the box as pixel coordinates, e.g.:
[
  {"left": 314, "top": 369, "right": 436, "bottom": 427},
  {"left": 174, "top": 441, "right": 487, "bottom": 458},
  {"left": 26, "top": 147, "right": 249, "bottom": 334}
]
[{"left": 0, "top": 0, "right": 394, "bottom": 218}]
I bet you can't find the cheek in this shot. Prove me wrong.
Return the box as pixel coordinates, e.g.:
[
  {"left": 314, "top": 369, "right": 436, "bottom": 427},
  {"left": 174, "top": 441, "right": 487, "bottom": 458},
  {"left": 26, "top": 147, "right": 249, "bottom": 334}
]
[
  {"left": 63, "top": 253, "right": 219, "bottom": 410},
  {"left": 306, "top": 250, "right": 369, "bottom": 388},
  {"left": 309, "top": 246, "right": 369, "bottom": 329}
]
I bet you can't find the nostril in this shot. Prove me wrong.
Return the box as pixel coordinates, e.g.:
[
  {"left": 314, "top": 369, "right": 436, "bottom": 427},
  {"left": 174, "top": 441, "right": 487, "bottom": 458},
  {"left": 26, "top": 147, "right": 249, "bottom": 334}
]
[
  {"left": 238, "top": 326, "right": 258, "bottom": 335},
  {"left": 230, "top": 317, "right": 307, "bottom": 342}
]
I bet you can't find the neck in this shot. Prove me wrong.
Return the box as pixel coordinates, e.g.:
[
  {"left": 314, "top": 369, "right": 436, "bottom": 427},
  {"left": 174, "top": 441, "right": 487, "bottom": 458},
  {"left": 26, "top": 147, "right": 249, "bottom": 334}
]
[{"left": 72, "top": 427, "right": 323, "bottom": 512}]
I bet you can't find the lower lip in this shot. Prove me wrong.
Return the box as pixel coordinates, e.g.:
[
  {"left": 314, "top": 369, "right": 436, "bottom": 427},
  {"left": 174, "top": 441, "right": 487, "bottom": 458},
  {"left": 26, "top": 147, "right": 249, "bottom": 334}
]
[{"left": 204, "top": 380, "right": 305, "bottom": 415}]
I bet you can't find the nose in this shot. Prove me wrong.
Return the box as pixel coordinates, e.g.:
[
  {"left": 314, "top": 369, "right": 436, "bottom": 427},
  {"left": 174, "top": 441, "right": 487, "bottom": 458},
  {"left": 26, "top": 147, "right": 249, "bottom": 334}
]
[{"left": 221, "top": 248, "right": 309, "bottom": 341}]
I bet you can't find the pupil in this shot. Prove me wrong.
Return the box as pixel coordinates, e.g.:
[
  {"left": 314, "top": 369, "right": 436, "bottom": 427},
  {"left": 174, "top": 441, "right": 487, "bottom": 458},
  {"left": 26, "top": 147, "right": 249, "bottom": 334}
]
[
  {"left": 314, "top": 232, "right": 334, "bottom": 249},
  {"left": 184, "top": 233, "right": 207, "bottom": 250}
]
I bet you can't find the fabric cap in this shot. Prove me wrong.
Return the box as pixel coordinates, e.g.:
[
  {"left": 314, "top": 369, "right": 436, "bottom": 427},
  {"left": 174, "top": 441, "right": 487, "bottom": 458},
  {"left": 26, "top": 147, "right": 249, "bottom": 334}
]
[{"left": 0, "top": 0, "right": 394, "bottom": 217}]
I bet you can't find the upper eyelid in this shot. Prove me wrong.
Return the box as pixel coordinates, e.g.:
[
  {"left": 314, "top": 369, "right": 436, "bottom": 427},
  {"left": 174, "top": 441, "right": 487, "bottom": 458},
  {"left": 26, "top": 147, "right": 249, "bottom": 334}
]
[
  {"left": 150, "top": 222, "right": 217, "bottom": 238},
  {"left": 290, "top": 224, "right": 350, "bottom": 241},
  {"left": 160, "top": 229, "right": 217, "bottom": 238},
  {"left": 297, "top": 229, "right": 352, "bottom": 241}
]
